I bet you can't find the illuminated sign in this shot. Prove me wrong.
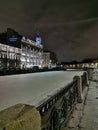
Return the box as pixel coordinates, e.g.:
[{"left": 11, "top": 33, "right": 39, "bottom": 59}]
[{"left": 9, "top": 36, "right": 18, "bottom": 42}]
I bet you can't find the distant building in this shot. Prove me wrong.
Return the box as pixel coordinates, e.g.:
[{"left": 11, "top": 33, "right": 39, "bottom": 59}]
[
  {"left": 63, "top": 59, "right": 98, "bottom": 70},
  {"left": 43, "top": 52, "right": 50, "bottom": 68},
  {"left": 0, "top": 28, "right": 43, "bottom": 71},
  {"left": 43, "top": 51, "right": 57, "bottom": 68}
]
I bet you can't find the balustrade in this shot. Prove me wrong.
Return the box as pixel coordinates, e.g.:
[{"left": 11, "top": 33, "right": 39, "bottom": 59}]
[{"left": 37, "top": 72, "right": 88, "bottom": 130}]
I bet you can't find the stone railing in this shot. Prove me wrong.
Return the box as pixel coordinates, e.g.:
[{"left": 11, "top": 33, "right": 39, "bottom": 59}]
[
  {"left": 37, "top": 72, "right": 88, "bottom": 130},
  {"left": 0, "top": 72, "right": 88, "bottom": 130}
]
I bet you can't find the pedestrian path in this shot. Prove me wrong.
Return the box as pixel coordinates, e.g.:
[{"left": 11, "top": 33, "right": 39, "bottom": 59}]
[
  {"left": 78, "top": 80, "right": 98, "bottom": 130},
  {"left": 66, "top": 74, "right": 98, "bottom": 130}
]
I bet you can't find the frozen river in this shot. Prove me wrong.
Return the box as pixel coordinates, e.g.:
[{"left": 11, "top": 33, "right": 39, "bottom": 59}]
[{"left": 0, "top": 71, "right": 84, "bottom": 111}]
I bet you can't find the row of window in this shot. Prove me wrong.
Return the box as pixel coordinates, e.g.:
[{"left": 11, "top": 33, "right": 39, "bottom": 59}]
[
  {"left": 0, "top": 52, "right": 20, "bottom": 60},
  {"left": 0, "top": 42, "right": 43, "bottom": 69},
  {"left": 0, "top": 43, "right": 21, "bottom": 53},
  {"left": 22, "top": 50, "right": 42, "bottom": 56}
]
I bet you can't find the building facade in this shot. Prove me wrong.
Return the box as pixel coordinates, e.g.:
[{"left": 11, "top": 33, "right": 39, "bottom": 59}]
[
  {"left": 0, "top": 28, "right": 43, "bottom": 71},
  {"left": 21, "top": 37, "right": 43, "bottom": 69},
  {"left": 43, "top": 51, "right": 57, "bottom": 68},
  {"left": 43, "top": 52, "right": 50, "bottom": 68},
  {"left": 0, "top": 43, "right": 21, "bottom": 70},
  {"left": 0, "top": 28, "right": 21, "bottom": 70}
]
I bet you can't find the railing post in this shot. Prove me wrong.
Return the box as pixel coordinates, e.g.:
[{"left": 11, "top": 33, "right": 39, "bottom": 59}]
[
  {"left": 86, "top": 68, "right": 94, "bottom": 79},
  {"left": 74, "top": 76, "right": 83, "bottom": 103},
  {"left": 85, "top": 71, "right": 89, "bottom": 86}
]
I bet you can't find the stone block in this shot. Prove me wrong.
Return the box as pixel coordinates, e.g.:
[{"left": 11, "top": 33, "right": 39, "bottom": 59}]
[{"left": 0, "top": 104, "right": 41, "bottom": 130}]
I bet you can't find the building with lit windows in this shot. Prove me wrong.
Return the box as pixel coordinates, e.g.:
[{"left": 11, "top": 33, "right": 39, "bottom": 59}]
[
  {"left": 21, "top": 36, "right": 43, "bottom": 69},
  {"left": 0, "top": 28, "right": 21, "bottom": 70},
  {"left": 0, "top": 43, "right": 21, "bottom": 70},
  {"left": 0, "top": 28, "right": 43, "bottom": 71}
]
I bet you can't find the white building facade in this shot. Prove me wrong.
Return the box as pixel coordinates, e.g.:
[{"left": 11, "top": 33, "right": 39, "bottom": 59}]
[
  {"left": 0, "top": 38, "right": 43, "bottom": 71},
  {"left": 0, "top": 43, "right": 21, "bottom": 70},
  {"left": 21, "top": 37, "right": 43, "bottom": 69}
]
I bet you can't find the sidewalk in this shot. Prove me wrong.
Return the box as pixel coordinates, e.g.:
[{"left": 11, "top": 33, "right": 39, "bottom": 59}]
[
  {"left": 79, "top": 80, "right": 98, "bottom": 130},
  {"left": 66, "top": 74, "right": 98, "bottom": 130}
]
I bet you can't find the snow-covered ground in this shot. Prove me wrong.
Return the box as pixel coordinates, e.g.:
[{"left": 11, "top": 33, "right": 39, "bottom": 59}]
[{"left": 0, "top": 71, "right": 84, "bottom": 111}]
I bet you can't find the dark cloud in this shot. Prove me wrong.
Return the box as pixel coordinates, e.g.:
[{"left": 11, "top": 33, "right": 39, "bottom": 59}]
[{"left": 0, "top": 0, "right": 98, "bottom": 62}]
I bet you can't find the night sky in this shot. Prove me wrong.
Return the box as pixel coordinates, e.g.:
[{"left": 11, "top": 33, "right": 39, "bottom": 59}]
[{"left": 0, "top": 0, "right": 98, "bottom": 62}]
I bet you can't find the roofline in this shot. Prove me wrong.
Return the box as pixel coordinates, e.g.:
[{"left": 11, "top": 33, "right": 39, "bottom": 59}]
[{"left": 21, "top": 39, "right": 43, "bottom": 50}]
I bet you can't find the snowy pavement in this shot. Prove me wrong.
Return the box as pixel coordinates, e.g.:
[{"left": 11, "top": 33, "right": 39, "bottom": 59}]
[{"left": 0, "top": 71, "right": 84, "bottom": 111}]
